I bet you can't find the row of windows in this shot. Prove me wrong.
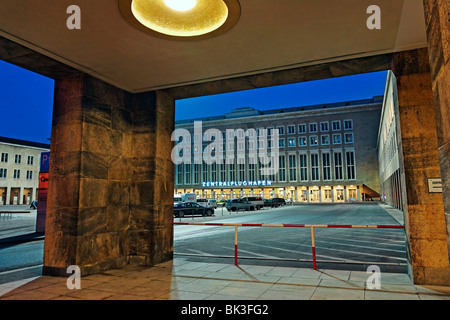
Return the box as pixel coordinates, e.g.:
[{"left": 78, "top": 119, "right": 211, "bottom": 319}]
[
  {"left": 0, "top": 153, "right": 35, "bottom": 165},
  {"left": 0, "top": 168, "right": 34, "bottom": 180},
  {"left": 280, "top": 119, "right": 354, "bottom": 135},
  {"left": 183, "top": 133, "right": 354, "bottom": 155},
  {"left": 175, "top": 151, "right": 356, "bottom": 185},
  {"left": 184, "top": 119, "right": 354, "bottom": 143},
  {"left": 285, "top": 133, "right": 353, "bottom": 148}
]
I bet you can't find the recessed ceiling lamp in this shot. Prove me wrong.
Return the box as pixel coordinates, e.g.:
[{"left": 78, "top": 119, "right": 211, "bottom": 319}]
[{"left": 119, "top": 0, "right": 241, "bottom": 40}]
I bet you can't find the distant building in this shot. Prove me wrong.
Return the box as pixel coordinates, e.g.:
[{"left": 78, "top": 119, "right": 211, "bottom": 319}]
[
  {"left": 174, "top": 96, "right": 382, "bottom": 203},
  {"left": 0, "top": 137, "right": 50, "bottom": 205}
]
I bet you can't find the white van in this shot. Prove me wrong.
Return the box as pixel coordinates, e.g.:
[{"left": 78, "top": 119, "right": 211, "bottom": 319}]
[{"left": 174, "top": 193, "right": 197, "bottom": 204}]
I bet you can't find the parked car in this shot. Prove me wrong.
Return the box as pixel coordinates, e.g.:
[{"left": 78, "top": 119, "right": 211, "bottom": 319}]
[
  {"left": 241, "top": 196, "right": 264, "bottom": 210},
  {"left": 271, "top": 198, "right": 286, "bottom": 207},
  {"left": 174, "top": 202, "right": 214, "bottom": 218},
  {"left": 197, "top": 198, "right": 217, "bottom": 208},
  {"left": 206, "top": 199, "right": 217, "bottom": 208},
  {"left": 263, "top": 199, "right": 273, "bottom": 207},
  {"left": 217, "top": 199, "right": 228, "bottom": 207},
  {"left": 226, "top": 198, "right": 255, "bottom": 212}
]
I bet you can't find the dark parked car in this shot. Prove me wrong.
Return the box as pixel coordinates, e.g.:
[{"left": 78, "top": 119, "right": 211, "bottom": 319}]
[
  {"left": 174, "top": 202, "right": 214, "bottom": 217},
  {"left": 263, "top": 199, "right": 273, "bottom": 207},
  {"left": 271, "top": 198, "right": 286, "bottom": 207}
]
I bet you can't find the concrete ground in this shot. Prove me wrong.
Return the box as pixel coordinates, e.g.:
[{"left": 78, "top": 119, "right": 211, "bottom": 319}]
[
  {"left": 1, "top": 203, "right": 450, "bottom": 300},
  {"left": 1, "top": 257, "right": 450, "bottom": 300}
]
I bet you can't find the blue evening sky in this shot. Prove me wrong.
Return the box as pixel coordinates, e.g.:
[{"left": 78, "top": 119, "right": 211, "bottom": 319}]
[{"left": 0, "top": 59, "right": 388, "bottom": 144}]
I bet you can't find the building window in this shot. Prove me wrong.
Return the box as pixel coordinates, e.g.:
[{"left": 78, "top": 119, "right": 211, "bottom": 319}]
[
  {"left": 267, "top": 127, "right": 273, "bottom": 136},
  {"left": 334, "top": 152, "right": 343, "bottom": 180},
  {"left": 278, "top": 138, "right": 285, "bottom": 148},
  {"left": 310, "top": 135, "right": 318, "bottom": 146},
  {"left": 346, "top": 151, "right": 356, "bottom": 180},
  {"left": 332, "top": 120, "right": 341, "bottom": 131},
  {"left": 220, "top": 163, "right": 226, "bottom": 181},
  {"left": 257, "top": 139, "right": 265, "bottom": 149},
  {"left": 0, "top": 168, "right": 7, "bottom": 178},
  {"left": 321, "top": 135, "right": 330, "bottom": 145},
  {"left": 238, "top": 162, "right": 245, "bottom": 181},
  {"left": 299, "top": 154, "right": 308, "bottom": 181},
  {"left": 322, "top": 153, "right": 331, "bottom": 181},
  {"left": 277, "top": 126, "right": 285, "bottom": 135},
  {"left": 248, "top": 162, "right": 256, "bottom": 181},
  {"left": 320, "top": 122, "right": 329, "bottom": 132},
  {"left": 202, "top": 162, "right": 209, "bottom": 182},
  {"left": 288, "top": 137, "right": 296, "bottom": 147},
  {"left": 298, "top": 136, "right": 307, "bottom": 147},
  {"left": 1, "top": 153, "right": 8, "bottom": 163},
  {"left": 344, "top": 119, "right": 353, "bottom": 130},
  {"left": 15, "top": 154, "right": 22, "bottom": 164},
  {"left": 176, "top": 164, "right": 183, "bottom": 185},
  {"left": 229, "top": 163, "right": 235, "bottom": 181},
  {"left": 194, "top": 164, "right": 201, "bottom": 184},
  {"left": 310, "top": 153, "right": 319, "bottom": 181},
  {"left": 298, "top": 124, "right": 306, "bottom": 134},
  {"left": 332, "top": 134, "right": 342, "bottom": 144},
  {"left": 288, "top": 154, "right": 297, "bottom": 181},
  {"left": 13, "top": 169, "right": 20, "bottom": 179},
  {"left": 185, "top": 164, "right": 191, "bottom": 184},
  {"left": 287, "top": 125, "right": 296, "bottom": 135},
  {"left": 257, "top": 128, "right": 265, "bottom": 137},
  {"left": 309, "top": 123, "right": 318, "bottom": 133},
  {"left": 344, "top": 133, "right": 354, "bottom": 144},
  {"left": 278, "top": 155, "right": 286, "bottom": 182},
  {"left": 26, "top": 170, "right": 33, "bottom": 180},
  {"left": 209, "top": 163, "right": 216, "bottom": 182}
]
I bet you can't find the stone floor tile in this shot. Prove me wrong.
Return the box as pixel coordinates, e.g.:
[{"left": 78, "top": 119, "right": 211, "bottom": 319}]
[
  {"left": 258, "top": 286, "right": 316, "bottom": 300},
  {"left": 310, "top": 286, "right": 364, "bottom": 300},
  {"left": 364, "top": 290, "right": 420, "bottom": 300},
  {"left": 176, "top": 278, "right": 231, "bottom": 294}
]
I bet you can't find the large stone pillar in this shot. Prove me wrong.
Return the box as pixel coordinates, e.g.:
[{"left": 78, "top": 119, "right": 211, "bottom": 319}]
[
  {"left": 423, "top": 0, "right": 450, "bottom": 267},
  {"left": 392, "top": 48, "right": 450, "bottom": 285},
  {"left": 43, "top": 73, "right": 174, "bottom": 276}
]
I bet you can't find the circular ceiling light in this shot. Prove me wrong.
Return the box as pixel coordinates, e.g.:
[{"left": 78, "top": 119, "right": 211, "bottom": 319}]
[
  {"left": 119, "top": 0, "right": 241, "bottom": 40},
  {"left": 163, "top": 0, "right": 197, "bottom": 12}
]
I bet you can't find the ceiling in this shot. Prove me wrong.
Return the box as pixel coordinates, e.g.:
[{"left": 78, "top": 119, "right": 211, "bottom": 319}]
[{"left": 0, "top": 0, "right": 427, "bottom": 93}]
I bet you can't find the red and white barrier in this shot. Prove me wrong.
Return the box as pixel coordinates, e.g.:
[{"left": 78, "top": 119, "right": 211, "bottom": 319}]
[{"left": 173, "top": 222, "right": 405, "bottom": 270}]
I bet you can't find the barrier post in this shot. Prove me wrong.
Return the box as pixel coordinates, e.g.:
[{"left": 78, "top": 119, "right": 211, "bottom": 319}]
[
  {"left": 311, "top": 226, "right": 317, "bottom": 270},
  {"left": 234, "top": 225, "right": 238, "bottom": 266}
]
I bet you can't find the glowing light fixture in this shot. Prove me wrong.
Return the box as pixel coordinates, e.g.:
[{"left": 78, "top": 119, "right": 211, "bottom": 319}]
[
  {"left": 164, "top": 0, "right": 197, "bottom": 12},
  {"left": 119, "top": 0, "right": 240, "bottom": 40}
]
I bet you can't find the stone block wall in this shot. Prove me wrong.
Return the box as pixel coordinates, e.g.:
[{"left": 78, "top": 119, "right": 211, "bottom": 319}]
[{"left": 43, "top": 73, "right": 174, "bottom": 276}]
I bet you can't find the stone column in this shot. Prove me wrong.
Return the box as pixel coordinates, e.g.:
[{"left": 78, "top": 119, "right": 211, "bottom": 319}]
[
  {"left": 423, "top": 0, "right": 450, "bottom": 267},
  {"left": 43, "top": 73, "right": 174, "bottom": 276},
  {"left": 392, "top": 48, "right": 450, "bottom": 285}
]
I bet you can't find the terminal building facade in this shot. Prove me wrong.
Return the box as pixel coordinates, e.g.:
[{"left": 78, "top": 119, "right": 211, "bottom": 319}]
[
  {"left": 174, "top": 96, "right": 382, "bottom": 203},
  {"left": 0, "top": 137, "right": 50, "bottom": 205}
]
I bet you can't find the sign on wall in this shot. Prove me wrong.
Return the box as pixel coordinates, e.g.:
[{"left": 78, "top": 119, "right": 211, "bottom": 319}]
[{"left": 428, "top": 178, "right": 442, "bottom": 193}]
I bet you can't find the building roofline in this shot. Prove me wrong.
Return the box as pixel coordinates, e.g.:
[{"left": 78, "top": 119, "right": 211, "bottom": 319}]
[
  {"left": 175, "top": 96, "right": 383, "bottom": 125},
  {"left": 0, "top": 136, "right": 50, "bottom": 150}
]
